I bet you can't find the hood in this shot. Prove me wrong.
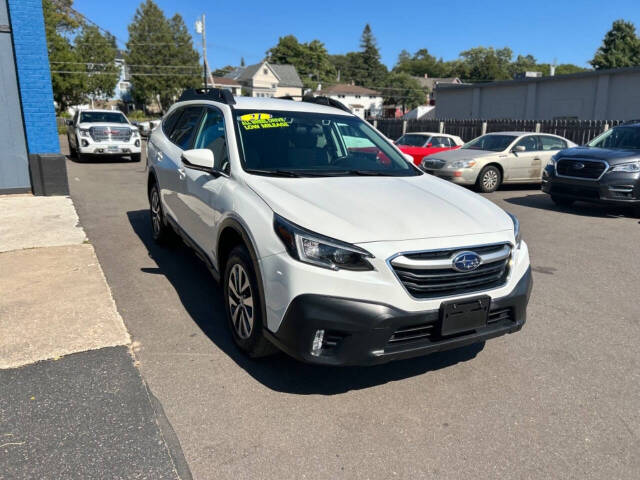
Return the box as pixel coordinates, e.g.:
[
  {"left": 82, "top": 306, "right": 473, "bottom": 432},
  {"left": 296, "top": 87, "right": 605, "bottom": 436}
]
[
  {"left": 426, "top": 148, "right": 501, "bottom": 163},
  {"left": 78, "top": 122, "right": 137, "bottom": 131},
  {"left": 245, "top": 174, "right": 513, "bottom": 244},
  {"left": 557, "top": 146, "right": 640, "bottom": 164}
]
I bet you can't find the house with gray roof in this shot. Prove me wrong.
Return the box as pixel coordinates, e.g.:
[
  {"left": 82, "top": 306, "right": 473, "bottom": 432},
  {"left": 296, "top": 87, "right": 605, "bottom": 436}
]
[{"left": 224, "top": 61, "right": 304, "bottom": 98}]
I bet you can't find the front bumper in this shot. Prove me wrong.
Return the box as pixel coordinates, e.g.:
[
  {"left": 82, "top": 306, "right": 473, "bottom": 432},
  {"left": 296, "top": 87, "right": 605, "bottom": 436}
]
[
  {"left": 267, "top": 267, "right": 532, "bottom": 366},
  {"left": 542, "top": 165, "right": 640, "bottom": 206},
  {"left": 429, "top": 168, "right": 478, "bottom": 185},
  {"left": 78, "top": 137, "right": 142, "bottom": 155}
]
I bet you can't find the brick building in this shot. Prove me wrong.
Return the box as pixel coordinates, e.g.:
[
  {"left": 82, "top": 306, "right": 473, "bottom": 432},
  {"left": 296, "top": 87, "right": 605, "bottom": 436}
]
[{"left": 1, "top": 0, "right": 67, "bottom": 195}]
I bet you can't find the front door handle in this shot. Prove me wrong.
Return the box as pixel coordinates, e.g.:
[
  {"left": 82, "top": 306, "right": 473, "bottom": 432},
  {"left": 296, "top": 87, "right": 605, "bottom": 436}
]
[
  {"left": 533, "top": 157, "right": 541, "bottom": 161},
  {"left": 178, "top": 167, "right": 186, "bottom": 179}
]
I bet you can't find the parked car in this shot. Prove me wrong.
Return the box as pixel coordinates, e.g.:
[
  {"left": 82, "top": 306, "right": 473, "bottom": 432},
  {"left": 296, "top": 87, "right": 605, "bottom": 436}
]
[
  {"left": 542, "top": 123, "right": 640, "bottom": 216},
  {"left": 67, "top": 109, "right": 142, "bottom": 162},
  {"left": 395, "top": 132, "right": 464, "bottom": 165},
  {"left": 147, "top": 89, "right": 532, "bottom": 366},
  {"left": 422, "top": 132, "right": 576, "bottom": 192}
]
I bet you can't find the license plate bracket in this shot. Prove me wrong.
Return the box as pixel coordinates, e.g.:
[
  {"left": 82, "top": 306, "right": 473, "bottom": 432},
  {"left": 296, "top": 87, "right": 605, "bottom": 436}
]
[{"left": 440, "top": 295, "right": 490, "bottom": 336}]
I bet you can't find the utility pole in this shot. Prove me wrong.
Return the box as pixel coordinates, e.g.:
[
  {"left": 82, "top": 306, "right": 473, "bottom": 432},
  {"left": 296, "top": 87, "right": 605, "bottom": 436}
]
[{"left": 195, "top": 14, "right": 208, "bottom": 88}]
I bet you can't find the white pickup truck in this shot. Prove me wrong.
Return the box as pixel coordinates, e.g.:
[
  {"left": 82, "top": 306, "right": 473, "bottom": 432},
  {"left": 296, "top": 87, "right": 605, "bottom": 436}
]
[{"left": 67, "top": 109, "right": 142, "bottom": 162}]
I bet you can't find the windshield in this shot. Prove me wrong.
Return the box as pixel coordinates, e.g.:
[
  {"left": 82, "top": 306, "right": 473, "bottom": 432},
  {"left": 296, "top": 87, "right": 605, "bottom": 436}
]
[
  {"left": 588, "top": 126, "right": 640, "bottom": 150},
  {"left": 462, "top": 134, "right": 517, "bottom": 152},
  {"left": 396, "top": 134, "right": 428, "bottom": 147},
  {"left": 79, "top": 111, "right": 128, "bottom": 124},
  {"left": 234, "top": 110, "right": 419, "bottom": 177}
]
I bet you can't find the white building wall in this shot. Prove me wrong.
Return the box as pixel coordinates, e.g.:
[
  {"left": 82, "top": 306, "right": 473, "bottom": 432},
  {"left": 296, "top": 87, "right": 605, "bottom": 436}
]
[{"left": 325, "top": 93, "right": 383, "bottom": 118}]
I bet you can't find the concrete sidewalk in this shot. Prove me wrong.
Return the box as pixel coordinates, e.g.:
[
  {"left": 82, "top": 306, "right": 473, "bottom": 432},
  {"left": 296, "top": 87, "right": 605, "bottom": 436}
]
[
  {"left": 0, "top": 195, "right": 129, "bottom": 368},
  {"left": 0, "top": 194, "right": 187, "bottom": 479}
]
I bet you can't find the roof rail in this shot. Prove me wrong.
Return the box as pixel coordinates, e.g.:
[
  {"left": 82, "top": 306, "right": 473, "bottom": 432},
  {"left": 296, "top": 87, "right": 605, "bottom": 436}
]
[
  {"left": 301, "top": 94, "right": 351, "bottom": 113},
  {"left": 178, "top": 88, "right": 236, "bottom": 105}
]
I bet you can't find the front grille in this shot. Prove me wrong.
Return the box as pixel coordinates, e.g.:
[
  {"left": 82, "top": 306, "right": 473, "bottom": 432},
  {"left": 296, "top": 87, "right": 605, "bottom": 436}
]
[
  {"left": 89, "top": 126, "right": 132, "bottom": 142},
  {"left": 551, "top": 184, "right": 599, "bottom": 199},
  {"left": 556, "top": 159, "right": 607, "bottom": 179},
  {"left": 386, "top": 307, "right": 515, "bottom": 347},
  {"left": 390, "top": 243, "right": 511, "bottom": 299},
  {"left": 422, "top": 158, "right": 446, "bottom": 170}
]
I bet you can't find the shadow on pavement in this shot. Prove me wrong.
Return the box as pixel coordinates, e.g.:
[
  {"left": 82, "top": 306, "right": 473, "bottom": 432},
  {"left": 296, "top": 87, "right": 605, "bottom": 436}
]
[
  {"left": 67, "top": 154, "right": 139, "bottom": 164},
  {"left": 127, "top": 209, "right": 485, "bottom": 395},
  {"left": 504, "top": 193, "right": 635, "bottom": 219}
]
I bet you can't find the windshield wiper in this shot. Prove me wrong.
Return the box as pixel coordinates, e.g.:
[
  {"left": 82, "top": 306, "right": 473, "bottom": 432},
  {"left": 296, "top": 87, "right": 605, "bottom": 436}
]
[{"left": 245, "top": 169, "right": 302, "bottom": 178}]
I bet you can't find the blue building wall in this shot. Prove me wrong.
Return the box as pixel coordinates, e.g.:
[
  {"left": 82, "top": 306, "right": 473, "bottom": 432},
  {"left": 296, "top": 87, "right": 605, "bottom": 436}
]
[{"left": 7, "top": 0, "right": 60, "bottom": 155}]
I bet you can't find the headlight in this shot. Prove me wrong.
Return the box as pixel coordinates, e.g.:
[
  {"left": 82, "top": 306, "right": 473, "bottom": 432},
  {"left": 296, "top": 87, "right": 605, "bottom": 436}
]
[
  {"left": 547, "top": 154, "right": 558, "bottom": 167},
  {"left": 132, "top": 129, "right": 140, "bottom": 138},
  {"left": 274, "top": 214, "right": 374, "bottom": 271},
  {"left": 79, "top": 129, "right": 90, "bottom": 137},
  {"left": 609, "top": 161, "right": 640, "bottom": 173},
  {"left": 507, "top": 212, "right": 522, "bottom": 248},
  {"left": 447, "top": 159, "right": 476, "bottom": 169}
]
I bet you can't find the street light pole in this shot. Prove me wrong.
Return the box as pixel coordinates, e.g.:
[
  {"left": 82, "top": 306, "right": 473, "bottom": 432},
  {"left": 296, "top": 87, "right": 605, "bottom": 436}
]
[{"left": 196, "top": 14, "right": 208, "bottom": 88}]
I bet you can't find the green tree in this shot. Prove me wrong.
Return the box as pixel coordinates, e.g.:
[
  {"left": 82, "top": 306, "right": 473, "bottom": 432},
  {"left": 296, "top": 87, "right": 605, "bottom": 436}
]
[
  {"left": 74, "top": 26, "right": 119, "bottom": 102},
  {"left": 43, "top": 0, "right": 86, "bottom": 111},
  {"left": 394, "top": 48, "right": 446, "bottom": 78},
  {"left": 509, "top": 54, "right": 538, "bottom": 77},
  {"left": 266, "top": 35, "right": 335, "bottom": 89},
  {"left": 591, "top": 19, "right": 640, "bottom": 69},
  {"left": 382, "top": 72, "right": 426, "bottom": 112},
  {"left": 459, "top": 46, "right": 513, "bottom": 81},
  {"left": 329, "top": 52, "right": 364, "bottom": 84},
  {"left": 126, "top": 0, "right": 200, "bottom": 111},
  {"left": 356, "top": 24, "right": 387, "bottom": 86}
]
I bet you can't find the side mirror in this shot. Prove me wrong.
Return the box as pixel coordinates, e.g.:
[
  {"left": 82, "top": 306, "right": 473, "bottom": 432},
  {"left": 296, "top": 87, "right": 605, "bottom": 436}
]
[
  {"left": 426, "top": 143, "right": 433, "bottom": 148},
  {"left": 403, "top": 153, "right": 414, "bottom": 163},
  {"left": 182, "top": 149, "right": 215, "bottom": 171},
  {"left": 66, "top": 120, "right": 73, "bottom": 126},
  {"left": 513, "top": 145, "right": 526, "bottom": 153}
]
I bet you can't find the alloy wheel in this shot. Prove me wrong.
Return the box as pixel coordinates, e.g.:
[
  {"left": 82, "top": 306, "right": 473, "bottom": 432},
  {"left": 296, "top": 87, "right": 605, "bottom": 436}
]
[
  {"left": 228, "top": 264, "right": 254, "bottom": 339},
  {"left": 483, "top": 170, "right": 499, "bottom": 190},
  {"left": 151, "top": 189, "right": 162, "bottom": 236}
]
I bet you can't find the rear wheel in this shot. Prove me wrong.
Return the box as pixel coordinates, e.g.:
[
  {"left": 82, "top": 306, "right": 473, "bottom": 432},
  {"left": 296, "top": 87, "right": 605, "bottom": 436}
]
[
  {"left": 149, "top": 183, "right": 174, "bottom": 244},
  {"left": 476, "top": 166, "right": 502, "bottom": 193},
  {"left": 551, "top": 195, "right": 575, "bottom": 207},
  {"left": 223, "top": 246, "right": 275, "bottom": 358}
]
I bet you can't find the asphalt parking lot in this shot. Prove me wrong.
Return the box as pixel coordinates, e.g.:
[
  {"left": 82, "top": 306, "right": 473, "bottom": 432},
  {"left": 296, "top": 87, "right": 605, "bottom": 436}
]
[{"left": 65, "top": 142, "right": 639, "bottom": 479}]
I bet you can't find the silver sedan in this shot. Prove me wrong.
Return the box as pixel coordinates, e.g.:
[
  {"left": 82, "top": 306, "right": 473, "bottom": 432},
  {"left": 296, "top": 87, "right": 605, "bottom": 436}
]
[{"left": 422, "top": 132, "right": 576, "bottom": 192}]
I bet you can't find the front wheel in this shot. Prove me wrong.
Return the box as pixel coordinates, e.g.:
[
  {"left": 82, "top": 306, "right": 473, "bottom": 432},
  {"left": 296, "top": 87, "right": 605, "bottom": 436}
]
[
  {"left": 476, "top": 166, "right": 502, "bottom": 193},
  {"left": 223, "top": 246, "right": 275, "bottom": 358},
  {"left": 131, "top": 153, "right": 141, "bottom": 162}
]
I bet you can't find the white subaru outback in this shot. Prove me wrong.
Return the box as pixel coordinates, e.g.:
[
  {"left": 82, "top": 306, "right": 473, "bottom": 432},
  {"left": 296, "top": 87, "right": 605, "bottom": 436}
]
[
  {"left": 67, "top": 109, "right": 142, "bottom": 162},
  {"left": 147, "top": 89, "right": 532, "bottom": 366}
]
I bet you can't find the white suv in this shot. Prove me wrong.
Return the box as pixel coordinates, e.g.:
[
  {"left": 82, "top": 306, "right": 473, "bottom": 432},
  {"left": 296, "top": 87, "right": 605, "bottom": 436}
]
[
  {"left": 67, "top": 109, "right": 142, "bottom": 161},
  {"left": 147, "top": 89, "right": 532, "bottom": 366}
]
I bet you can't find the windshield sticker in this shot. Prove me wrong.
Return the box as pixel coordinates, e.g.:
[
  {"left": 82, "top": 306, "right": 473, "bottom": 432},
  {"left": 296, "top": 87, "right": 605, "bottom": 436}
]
[{"left": 241, "top": 114, "right": 290, "bottom": 131}]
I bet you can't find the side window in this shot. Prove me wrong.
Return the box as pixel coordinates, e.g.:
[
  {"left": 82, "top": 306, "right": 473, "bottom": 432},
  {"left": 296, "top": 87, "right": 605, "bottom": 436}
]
[
  {"left": 162, "top": 108, "right": 182, "bottom": 138},
  {"left": 515, "top": 135, "right": 539, "bottom": 152},
  {"left": 169, "top": 107, "right": 203, "bottom": 150},
  {"left": 430, "top": 137, "right": 447, "bottom": 147},
  {"left": 337, "top": 122, "right": 375, "bottom": 149},
  {"left": 540, "top": 136, "right": 567, "bottom": 151},
  {"left": 193, "top": 108, "right": 229, "bottom": 172}
]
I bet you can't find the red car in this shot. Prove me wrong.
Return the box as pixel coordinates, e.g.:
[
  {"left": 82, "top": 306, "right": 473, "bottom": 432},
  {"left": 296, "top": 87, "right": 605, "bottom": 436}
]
[{"left": 395, "top": 132, "right": 464, "bottom": 165}]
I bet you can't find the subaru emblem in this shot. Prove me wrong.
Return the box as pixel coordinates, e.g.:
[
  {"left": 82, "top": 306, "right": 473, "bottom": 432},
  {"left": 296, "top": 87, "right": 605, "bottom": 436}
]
[
  {"left": 452, "top": 251, "right": 482, "bottom": 272},
  {"left": 574, "top": 162, "right": 585, "bottom": 170}
]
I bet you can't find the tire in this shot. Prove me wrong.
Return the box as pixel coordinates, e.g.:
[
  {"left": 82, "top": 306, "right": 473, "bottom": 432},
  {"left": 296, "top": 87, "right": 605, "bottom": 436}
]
[
  {"left": 149, "top": 183, "right": 175, "bottom": 245},
  {"left": 631, "top": 204, "right": 640, "bottom": 219},
  {"left": 223, "top": 245, "right": 275, "bottom": 358},
  {"left": 68, "top": 136, "right": 77, "bottom": 158},
  {"left": 551, "top": 195, "right": 574, "bottom": 207},
  {"left": 476, "top": 165, "right": 502, "bottom": 193},
  {"left": 131, "top": 153, "right": 141, "bottom": 162}
]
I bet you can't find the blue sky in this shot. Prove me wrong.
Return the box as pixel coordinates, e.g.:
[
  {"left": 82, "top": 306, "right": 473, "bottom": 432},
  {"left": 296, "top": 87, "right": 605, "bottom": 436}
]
[{"left": 74, "top": 0, "right": 640, "bottom": 70}]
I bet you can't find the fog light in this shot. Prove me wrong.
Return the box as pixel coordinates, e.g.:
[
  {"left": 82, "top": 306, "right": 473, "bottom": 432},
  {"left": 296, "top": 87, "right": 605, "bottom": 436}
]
[
  {"left": 311, "top": 329, "right": 325, "bottom": 357},
  {"left": 81, "top": 140, "right": 89, "bottom": 147},
  {"left": 135, "top": 140, "right": 140, "bottom": 147}
]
